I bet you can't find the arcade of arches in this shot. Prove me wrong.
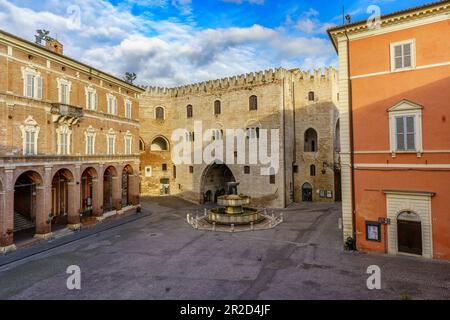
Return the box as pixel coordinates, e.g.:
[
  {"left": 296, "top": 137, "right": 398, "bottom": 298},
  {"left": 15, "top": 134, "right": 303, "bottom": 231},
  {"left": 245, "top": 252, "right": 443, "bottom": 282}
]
[
  {"left": 200, "top": 163, "right": 236, "bottom": 204},
  {"left": 0, "top": 163, "right": 139, "bottom": 251}
]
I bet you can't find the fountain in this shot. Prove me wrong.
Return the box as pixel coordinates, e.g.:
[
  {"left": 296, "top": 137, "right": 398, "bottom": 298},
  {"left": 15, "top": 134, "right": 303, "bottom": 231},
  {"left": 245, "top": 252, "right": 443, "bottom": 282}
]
[
  {"left": 187, "top": 181, "right": 283, "bottom": 232},
  {"left": 207, "top": 182, "right": 264, "bottom": 225}
]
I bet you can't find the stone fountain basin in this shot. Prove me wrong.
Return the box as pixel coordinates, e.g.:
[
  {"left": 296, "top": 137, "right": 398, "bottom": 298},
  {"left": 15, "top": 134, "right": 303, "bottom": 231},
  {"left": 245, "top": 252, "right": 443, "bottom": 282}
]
[
  {"left": 207, "top": 207, "right": 264, "bottom": 226},
  {"left": 217, "top": 195, "right": 251, "bottom": 207}
]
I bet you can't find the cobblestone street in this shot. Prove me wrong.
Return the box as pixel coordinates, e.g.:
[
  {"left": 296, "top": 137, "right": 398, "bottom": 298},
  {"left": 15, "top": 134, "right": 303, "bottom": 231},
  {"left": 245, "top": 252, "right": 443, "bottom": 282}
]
[{"left": 0, "top": 197, "right": 449, "bottom": 300}]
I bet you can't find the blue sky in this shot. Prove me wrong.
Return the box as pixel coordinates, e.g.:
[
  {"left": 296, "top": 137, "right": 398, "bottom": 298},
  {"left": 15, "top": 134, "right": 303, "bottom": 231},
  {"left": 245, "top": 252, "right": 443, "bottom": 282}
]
[{"left": 0, "top": 0, "right": 435, "bottom": 86}]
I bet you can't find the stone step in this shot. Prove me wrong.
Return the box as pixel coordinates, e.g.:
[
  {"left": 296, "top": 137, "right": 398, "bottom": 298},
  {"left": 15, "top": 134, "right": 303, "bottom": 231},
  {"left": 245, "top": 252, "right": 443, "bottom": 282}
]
[{"left": 13, "top": 212, "right": 35, "bottom": 233}]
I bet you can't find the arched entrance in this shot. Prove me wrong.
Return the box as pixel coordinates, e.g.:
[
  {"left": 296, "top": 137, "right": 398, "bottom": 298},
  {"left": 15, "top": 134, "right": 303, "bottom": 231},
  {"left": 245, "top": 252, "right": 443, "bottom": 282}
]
[
  {"left": 302, "top": 182, "right": 313, "bottom": 202},
  {"left": 397, "top": 211, "right": 422, "bottom": 256},
  {"left": 51, "top": 169, "right": 74, "bottom": 229},
  {"left": 103, "top": 166, "right": 117, "bottom": 212},
  {"left": 200, "top": 163, "right": 236, "bottom": 204},
  {"left": 14, "top": 171, "right": 42, "bottom": 240},
  {"left": 122, "top": 165, "right": 133, "bottom": 206},
  {"left": 81, "top": 167, "right": 97, "bottom": 217}
]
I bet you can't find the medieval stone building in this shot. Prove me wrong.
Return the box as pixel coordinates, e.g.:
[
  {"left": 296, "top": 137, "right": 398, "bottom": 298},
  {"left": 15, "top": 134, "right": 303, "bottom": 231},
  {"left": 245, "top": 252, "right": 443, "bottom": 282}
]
[
  {"left": 139, "top": 67, "right": 340, "bottom": 208},
  {"left": 0, "top": 30, "right": 143, "bottom": 253}
]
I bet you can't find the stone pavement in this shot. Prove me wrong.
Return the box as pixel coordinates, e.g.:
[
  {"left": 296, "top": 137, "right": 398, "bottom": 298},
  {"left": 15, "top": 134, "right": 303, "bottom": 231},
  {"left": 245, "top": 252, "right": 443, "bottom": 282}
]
[{"left": 0, "top": 196, "right": 449, "bottom": 300}]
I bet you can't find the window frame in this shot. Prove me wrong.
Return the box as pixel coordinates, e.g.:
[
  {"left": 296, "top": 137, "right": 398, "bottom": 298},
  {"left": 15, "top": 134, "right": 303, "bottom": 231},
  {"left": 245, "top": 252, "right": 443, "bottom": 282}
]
[
  {"left": 214, "top": 100, "right": 221, "bottom": 115},
  {"left": 56, "top": 124, "right": 72, "bottom": 155},
  {"left": 187, "top": 105, "right": 193, "bottom": 118},
  {"left": 124, "top": 131, "right": 133, "bottom": 155},
  {"left": 85, "top": 86, "right": 98, "bottom": 111},
  {"left": 20, "top": 116, "right": 40, "bottom": 156},
  {"left": 390, "top": 39, "right": 416, "bottom": 72},
  {"left": 22, "top": 67, "right": 43, "bottom": 100},
  {"left": 106, "top": 129, "right": 116, "bottom": 155},
  {"left": 388, "top": 100, "right": 423, "bottom": 157},
  {"left": 125, "top": 99, "right": 132, "bottom": 119},
  {"left": 249, "top": 95, "right": 258, "bottom": 111},
  {"left": 57, "top": 78, "right": 72, "bottom": 105},
  {"left": 107, "top": 94, "right": 118, "bottom": 115}
]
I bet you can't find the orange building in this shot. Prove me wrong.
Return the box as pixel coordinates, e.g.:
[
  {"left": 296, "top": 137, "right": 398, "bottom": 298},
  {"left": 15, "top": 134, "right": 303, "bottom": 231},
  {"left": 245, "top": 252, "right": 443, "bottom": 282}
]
[{"left": 329, "top": 1, "right": 450, "bottom": 259}]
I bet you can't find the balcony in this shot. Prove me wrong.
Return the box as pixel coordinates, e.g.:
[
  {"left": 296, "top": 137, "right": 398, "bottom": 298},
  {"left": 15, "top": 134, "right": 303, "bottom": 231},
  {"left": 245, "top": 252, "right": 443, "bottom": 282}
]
[{"left": 51, "top": 103, "right": 83, "bottom": 125}]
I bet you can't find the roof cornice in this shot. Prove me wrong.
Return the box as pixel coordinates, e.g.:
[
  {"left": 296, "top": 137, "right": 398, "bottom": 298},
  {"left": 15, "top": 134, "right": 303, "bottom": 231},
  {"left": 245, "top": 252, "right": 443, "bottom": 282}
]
[{"left": 0, "top": 30, "right": 145, "bottom": 93}]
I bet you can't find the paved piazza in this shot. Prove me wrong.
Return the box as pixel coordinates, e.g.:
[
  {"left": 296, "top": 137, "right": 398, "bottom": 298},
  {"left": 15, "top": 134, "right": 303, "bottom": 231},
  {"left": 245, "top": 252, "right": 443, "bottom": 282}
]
[{"left": 0, "top": 197, "right": 449, "bottom": 300}]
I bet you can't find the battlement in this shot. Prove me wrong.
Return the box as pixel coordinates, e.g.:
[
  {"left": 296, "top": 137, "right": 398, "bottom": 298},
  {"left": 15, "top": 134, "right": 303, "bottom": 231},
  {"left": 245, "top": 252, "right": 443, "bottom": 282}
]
[{"left": 142, "top": 67, "right": 337, "bottom": 97}]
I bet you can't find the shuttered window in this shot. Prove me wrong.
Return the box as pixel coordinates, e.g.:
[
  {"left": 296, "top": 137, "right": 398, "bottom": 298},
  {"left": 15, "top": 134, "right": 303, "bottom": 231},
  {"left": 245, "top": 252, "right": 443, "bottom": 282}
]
[
  {"left": 392, "top": 41, "right": 414, "bottom": 71},
  {"left": 24, "top": 73, "right": 42, "bottom": 99},
  {"left": 396, "top": 116, "right": 416, "bottom": 151}
]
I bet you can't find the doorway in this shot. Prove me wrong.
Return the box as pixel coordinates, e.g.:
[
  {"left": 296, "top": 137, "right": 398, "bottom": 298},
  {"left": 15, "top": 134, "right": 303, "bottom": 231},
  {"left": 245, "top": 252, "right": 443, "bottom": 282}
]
[
  {"left": 160, "top": 179, "right": 170, "bottom": 196},
  {"left": 397, "top": 211, "right": 422, "bottom": 256},
  {"left": 302, "top": 183, "right": 313, "bottom": 202}
]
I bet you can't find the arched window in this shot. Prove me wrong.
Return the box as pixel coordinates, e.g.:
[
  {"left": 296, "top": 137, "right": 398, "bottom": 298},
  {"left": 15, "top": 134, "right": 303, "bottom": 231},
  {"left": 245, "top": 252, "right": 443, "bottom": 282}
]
[
  {"left": 139, "top": 138, "right": 145, "bottom": 152},
  {"left": 214, "top": 100, "right": 221, "bottom": 115},
  {"left": 151, "top": 137, "right": 169, "bottom": 151},
  {"left": 310, "top": 165, "right": 316, "bottom": 177},
  {"left": 304, "top": 128, "right": 318, "bottom": 152},
  {"left": 249, "top": 95, "right": 258, "bottom": 111},
  {"left": 187, "top": 105, "right": 193, "bottom": 118},
  {"left": 155, "top": 107, "right": 165, "bottom": 120},
  {"left": 308, "top": 91, "right": 315, "bottom": 102}
]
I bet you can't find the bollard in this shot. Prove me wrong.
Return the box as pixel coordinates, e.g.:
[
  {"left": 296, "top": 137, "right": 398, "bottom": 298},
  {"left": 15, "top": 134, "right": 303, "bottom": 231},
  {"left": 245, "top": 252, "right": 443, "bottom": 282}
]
[
  {"left": 204, "top": 208, "right": 208, "bottom": 216},
  {"left": 213, "top": 222, "right": 216, "bottom": 231},
  {"left": 231, "top": 224, "right": 235, "bottom": 233},
  {"left": 251, "top": 222, "right": 254, "bottom": 231}
]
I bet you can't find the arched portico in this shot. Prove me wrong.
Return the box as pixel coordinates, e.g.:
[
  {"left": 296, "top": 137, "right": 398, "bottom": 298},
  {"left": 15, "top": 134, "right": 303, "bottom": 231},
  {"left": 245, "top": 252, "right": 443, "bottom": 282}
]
[{"left": 200, "top": 163, "right": 236, "bottom": 204}]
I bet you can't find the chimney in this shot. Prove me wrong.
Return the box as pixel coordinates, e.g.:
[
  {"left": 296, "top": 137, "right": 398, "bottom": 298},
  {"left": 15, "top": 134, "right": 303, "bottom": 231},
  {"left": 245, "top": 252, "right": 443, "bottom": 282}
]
[{"left": 45, "top": 39, "right": 63, "bottom": 55}]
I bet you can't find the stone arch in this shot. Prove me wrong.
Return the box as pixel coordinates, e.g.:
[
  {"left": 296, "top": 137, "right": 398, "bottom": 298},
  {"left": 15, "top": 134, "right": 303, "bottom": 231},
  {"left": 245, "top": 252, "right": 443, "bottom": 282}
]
[
  {"left": 150, "top": 135, "right": 170, "bottom": 151},
  {"left": 81, "top": 167, "right": 98, "bottom": 216},
  {"left": 200, "top": 162, "right": 236, "bottom": 204},
  {"left": 13, "top": 170, "right": 44, "bottom": 239},
  {"left": 304, "top": 128, "right": 318, "bottom": 152},
  {"left": 122, "top": 165, "right": 134, "bottom": 207},
  {"left": 51, "top": 168, "right": 75, "bottom": 228},
  {"left": 103, "top": 166, "right": 118, "bottom": 212}
]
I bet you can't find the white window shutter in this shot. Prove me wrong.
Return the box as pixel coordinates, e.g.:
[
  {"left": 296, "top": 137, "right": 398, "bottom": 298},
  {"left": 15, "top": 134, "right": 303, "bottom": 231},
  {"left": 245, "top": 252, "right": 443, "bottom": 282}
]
[
  {"left": 37, "top": 76, "right": 43, "bottom": 99},
  {"left": 26, "top": 74, "right": 34, "bottom": 98},
  {"left": 95, "top": 93, "right": 98, "bottom": 111}
]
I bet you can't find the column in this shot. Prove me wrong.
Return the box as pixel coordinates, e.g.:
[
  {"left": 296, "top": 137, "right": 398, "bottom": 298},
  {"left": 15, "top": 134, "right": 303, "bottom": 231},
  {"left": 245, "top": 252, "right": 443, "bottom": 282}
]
[
  {"left": 0, "top": 169, "right": 16, "bottom": 253},
  {"left": 112, "top": 174, "right": 122, "bottom": 211},
  {"left": 67, "top": 166, "right": 81, "bottom": 230},
  {"left": 129, "top": 174, "right": 140, "bottom": 206},
  {"left": 35, "top": 167, "right": 52, "bottom": 239},
  {"left": 92, "top": 164, "right": 104, "bottom": 217}
]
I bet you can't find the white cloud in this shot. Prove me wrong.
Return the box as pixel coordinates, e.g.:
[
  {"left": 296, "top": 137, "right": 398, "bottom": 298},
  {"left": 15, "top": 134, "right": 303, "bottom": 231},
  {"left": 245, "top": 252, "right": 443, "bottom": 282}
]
[
  {"left": 221, "top": 0, "right": 265, "bottom": 5},
  {"left": 0, "top": 0, "right": 336, "bottom": 87}
]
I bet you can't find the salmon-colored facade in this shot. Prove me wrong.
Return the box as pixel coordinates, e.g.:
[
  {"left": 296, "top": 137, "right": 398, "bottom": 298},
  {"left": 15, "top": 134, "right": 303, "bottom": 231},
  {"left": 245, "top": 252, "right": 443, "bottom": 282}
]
[{"left": 329, "top": 1, "right": 450, "bottom": 259}]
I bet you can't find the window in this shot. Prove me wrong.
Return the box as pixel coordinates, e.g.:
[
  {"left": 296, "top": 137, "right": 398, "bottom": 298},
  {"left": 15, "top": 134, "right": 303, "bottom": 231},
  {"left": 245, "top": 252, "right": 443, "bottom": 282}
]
[
  {"left": 249, "top": 95, "right": 258, "bottom": 111},
  {"left": 214, "top": 100, "right": 221, "bottom": 115},
  {"left": 388, "top": 100, "right": 423, "bottom": 155},
  {"left": 145, "top": 166, "right": 152, "bottom": 177},
  {"left": 85, "top": 87, "right": 97, "bottom": 111},
  {"left": 139, "top": 138, "right": 145, "bottom": 152},
  {"left": 107, "top": 94, "right": 118, "bottom": 115},
  {"left": 187, "top": 105, "right": 193, "bottom": 118},
  {"left": 85, "top": 126, "right": 96, "bottom": 155},
  {"left": 391, "top": 40, "right": 415, "bottom": 72},
  {"left": 308, "top": 91, "right": 315, "bottom": 102},
  {"left": 189, "top": 166, "right": 194, "bottom": 174},
  {"left": 244, "top": 166, "right": 250, "bottom": 174},
  {"left": 56, "top": 124, "right": 72, "bottom": 155},
  {"left": 151, "top": 137, "right": 169, "bottom": 151},
  {"left": 57, "top": 78, "right": 71, "bottom": 104},
  {"left": 155, "top": 107, "right": 165, "bottom": 120},
  {"left": 20, "top": 116, "right": 40, "bottom": 156},
  {"left": 124, "top": 131, "right": 133, "bottom": 155},
  {"left": 270, "top": 174, "right": 276, "bottom": 184},
  {"left": 293, "top": 165, "right": 299, "bottom": 173},
  {"left": 22, "top": 68, "right": 42, "bottom": 99},
  {"left": 173, "top": 165, "right": 177, "bottom": 179},
  {"left": 304, "top": 128, "right": 318, "bottom": 152},
  {"left": 125, "top": 99, "right": 132, "bottom": 119},
  {"left": 162, "top": 164, "right": 168, "bottom": 171},
  {"left": 310, "top": 165, "right": 316, "bottom": 177},
  {"left": 107, "top": 129, "right": 116, "bottom": 155}
]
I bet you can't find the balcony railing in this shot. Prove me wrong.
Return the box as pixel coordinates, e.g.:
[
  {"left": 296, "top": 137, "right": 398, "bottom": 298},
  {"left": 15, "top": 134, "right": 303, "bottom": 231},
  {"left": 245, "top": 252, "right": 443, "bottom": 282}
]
[{"left": 51, "top": 103, "right": 83, "bottom": 124}]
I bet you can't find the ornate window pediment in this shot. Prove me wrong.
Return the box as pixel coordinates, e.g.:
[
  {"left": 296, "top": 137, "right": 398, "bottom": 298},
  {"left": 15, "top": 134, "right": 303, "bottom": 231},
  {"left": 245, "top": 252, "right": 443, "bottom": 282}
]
[{"left": 19, "top": 116, "right": 40, "bottom": 156}]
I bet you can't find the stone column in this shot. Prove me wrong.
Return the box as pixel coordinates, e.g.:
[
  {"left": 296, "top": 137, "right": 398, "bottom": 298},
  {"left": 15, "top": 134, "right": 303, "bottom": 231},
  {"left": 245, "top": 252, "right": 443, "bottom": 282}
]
[
  {"left": 112, "top": 175, "right": 122, "bottom": 211},
  {"left": 92, "top": 164, "right": 104, "bottom": 217},
  {"left": 67, "top": 165, "right": 81, "bottom": 230},
  {"left": 35, "top": 167, "right": 53, "bottom": 239},
  {"left": 129, "top": 174, "right": 140, "bottom": 206},
  {"left": 0, "top": 169, "right": 16, "bottom": 253}
]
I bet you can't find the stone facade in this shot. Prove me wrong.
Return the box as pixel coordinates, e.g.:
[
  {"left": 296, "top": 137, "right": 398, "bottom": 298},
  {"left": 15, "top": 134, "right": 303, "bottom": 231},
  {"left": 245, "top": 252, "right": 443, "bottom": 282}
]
[
  {"left": 139, "top": 68, "right": 340, "bottom": 208},
  {"left": 0, "top": 30, "right": 143, "bottom": 253}
]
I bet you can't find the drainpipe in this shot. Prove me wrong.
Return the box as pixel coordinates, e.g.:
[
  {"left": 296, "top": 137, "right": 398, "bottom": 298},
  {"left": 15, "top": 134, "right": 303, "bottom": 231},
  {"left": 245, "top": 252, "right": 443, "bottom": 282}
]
[{"left": 345, "top": 27, "right": 357, "bottom": 246}]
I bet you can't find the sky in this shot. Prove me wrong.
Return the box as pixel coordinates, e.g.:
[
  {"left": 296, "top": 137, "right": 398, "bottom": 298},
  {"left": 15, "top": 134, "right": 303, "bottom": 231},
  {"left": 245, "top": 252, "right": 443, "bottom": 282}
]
[{"left": 0, "top": 0, "right": 436, "bottom": 87}]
